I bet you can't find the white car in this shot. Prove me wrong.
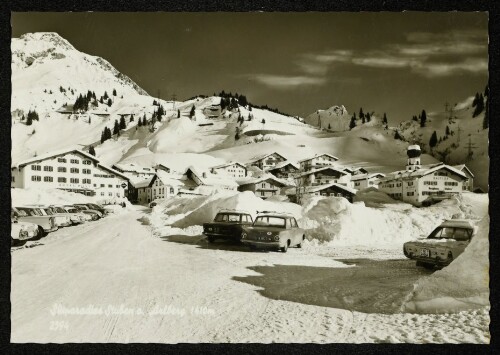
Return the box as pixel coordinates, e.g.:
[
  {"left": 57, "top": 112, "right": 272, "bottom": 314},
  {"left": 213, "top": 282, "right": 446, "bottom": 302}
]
[{"left": 11, "top": 218, "right": 39, "bottom": 246}]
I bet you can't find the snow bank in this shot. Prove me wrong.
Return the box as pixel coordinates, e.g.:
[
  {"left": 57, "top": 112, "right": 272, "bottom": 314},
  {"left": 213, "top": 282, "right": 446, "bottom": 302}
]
[
  {"left": 299, "top": 195, "right": 478, "bottom": 246},
  {"left": 402, "top": 216, "right": 489, "bottom": 314},
  {"left": 12, "top": 187, "right": 94, "bottom": 206},
  {"left": 353, "top": 187, "right": 406, "bottom": 207}
]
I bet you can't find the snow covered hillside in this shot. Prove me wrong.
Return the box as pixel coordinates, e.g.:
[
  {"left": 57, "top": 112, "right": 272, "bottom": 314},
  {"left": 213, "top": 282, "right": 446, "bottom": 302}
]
[
  {"left": 397, "top": 95, "right": 488, "bottom": 190},
  {"left": 305, "top": 105, "right": 351, "bottom": 131}
]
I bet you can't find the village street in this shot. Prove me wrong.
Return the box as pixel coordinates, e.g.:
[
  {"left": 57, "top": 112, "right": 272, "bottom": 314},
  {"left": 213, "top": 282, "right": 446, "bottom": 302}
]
[{"left": 10, "top": 207, "right": 489, "bottom": 343}]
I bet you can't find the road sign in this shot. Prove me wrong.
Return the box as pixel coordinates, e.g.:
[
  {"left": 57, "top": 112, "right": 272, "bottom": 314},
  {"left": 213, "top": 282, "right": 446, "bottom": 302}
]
[{"left": 121, "top": 182, "right": 127, "bottom": 188}]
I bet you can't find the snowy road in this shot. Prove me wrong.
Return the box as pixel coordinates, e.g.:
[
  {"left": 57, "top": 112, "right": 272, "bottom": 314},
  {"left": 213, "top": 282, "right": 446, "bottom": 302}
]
[{"left": 11, "top": 207, "right": 489, "bottom": 343}]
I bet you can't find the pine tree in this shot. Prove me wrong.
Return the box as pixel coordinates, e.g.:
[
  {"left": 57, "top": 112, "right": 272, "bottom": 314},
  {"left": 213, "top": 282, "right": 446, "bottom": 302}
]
[
  {"left": 429, "top": 131, "right": 438, "bottom": 149},
  {"left": 26, "top": 113, "right": 33, "bottom": 126},
  {"left": 359, "top": 108, "right": 364, "bottom": 120},
  {"left": 108, "top": 98, "right": 113, "bottom": 107},
  {"left": 113, "top": 88, "right": 117, "bottom": 96},
  {"left": 153, "top": 99, "right": 157, "bottom": 106},
  {"left": 119, "top": 116, "right": 126, "bottom": 129},
  {"left": 88, "top": 145, "right": 96, "bottom": 156},
  {"left": 104, "top": 91, "right": 109, "bottom": 99},
  {"left": 446, "top": 125, "right": 450, "bottom": 136},
  {"left": 113, "top": 120, "right": 120, "bottom": 135},
  {"left": 89, "top": 117, "right": 91, "bottom": 125},
  {"left": 366, "top": 112, "right": 371, "bottom": 122},
  {"left": 472, "top": 93, "right": 485, "bottom": 118},
  {"left": 349, "top": 116, "right": 356, "bottom": 130},
  {"left": 328, "top": 123, "right": 331, "bottom": 130},
  {"left": 420, "top": 110, "right": 427, "bottom": 128},
  {"left": 138, "top": 117, "right": 142, "bottom": 127},
  {"left": 142, "top": 116, "right": 147, "bottom": 126},
  {"left": 100, "top": 130, "right": 105, "bottom": 144},
  {"left": 189, "top": 105, "right": 195, "bottom": 118},
  {"left": 394, "top": 130, "right": 403, "bottom": 140},
  {"left": 383, "top": 113, "right": 388, "bottom": 125},
  {"left": 177, "top": 109, "right": 180, "bottom": 118},
  {"left": 99, "top": 97, "right": 104, "bottom": 104}
]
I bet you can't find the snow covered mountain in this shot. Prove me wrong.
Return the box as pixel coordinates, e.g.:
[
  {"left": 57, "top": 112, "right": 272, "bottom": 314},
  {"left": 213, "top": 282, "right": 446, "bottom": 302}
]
[
  {"left": 305, "top": 105, "right": 351, "bottom": 131},
  {"left": 396, "top": 95, "right": 488, "bottom": 189}
]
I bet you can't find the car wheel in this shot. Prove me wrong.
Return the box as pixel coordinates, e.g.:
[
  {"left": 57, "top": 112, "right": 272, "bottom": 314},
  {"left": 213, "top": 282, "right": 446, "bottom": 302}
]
[
  {"left": 35, "top": 226, "right": 46, "bottom": 239},
  {"left": 249, "top": 245, "right": 257, "bottom": 251},
  {"left": 281, "top": 240, "right": 290, "bottom": 253},
  {"left": 297, "top": 235, "right": 305, "bottom": 248},
  {"left": 207, "top": 236, "right": 215, "bottom": 243},
  {"left": 416, "top": 261, "right": 434, "bottom": 270}
]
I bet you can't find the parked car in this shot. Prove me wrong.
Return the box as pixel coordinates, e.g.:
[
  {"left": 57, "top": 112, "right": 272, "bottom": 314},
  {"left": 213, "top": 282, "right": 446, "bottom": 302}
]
[
  {"left": 65, "top": 206, "right": 93, "bottom": 222},
  {"left": 73, "top": 204, "right": 104, "bottom": 218},
  {"left": 203, "top": 210, "right": 254, "bottom": 243},
  {"left": 11, "top": 217, "right": 39, "bottom": 246},
  {"left": 75, "top": 203, "right": 108, "bottom": 216},
  {"left": 49, "top": 205, "right": 86, "bottom": 225},
  {"left": 403, "top": 219, "right": 477, "bottom": 269},
  {"left": 149, "top": 199, "right": 165, "bottom": 208},
  {"left": 241, "top": 211, "right": 306, "bottom": 252},
  {"left": 12, "top": 207, "right": 58, "bottom": 236},
  {"left": 32, "top": 206, "right": 72, "bottom": 227},
  {"left": 68, "top": 205, "right": 101, "bottom": 220}
]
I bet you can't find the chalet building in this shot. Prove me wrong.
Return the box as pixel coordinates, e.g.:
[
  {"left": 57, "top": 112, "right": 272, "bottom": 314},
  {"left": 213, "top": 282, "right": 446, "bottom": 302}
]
[
  {"left": 248, "top": 152, "right": 287, "bottom": 170},
  {"left": 185, "top": 167, "right": 239, "bottom": 194},
  {"left": 11, "top": 148, "right": 129, "bottom": 198},
  {"left": 238, "top": 175, "right": 291, "bottom": 199},
  {"left": 351, "top": 167, "right": 369, "bottom": 176},
  {"left": 378, "top": 145, "right": 467, "bottom": 206},
  {"left": 297, "top": 167, "right": 352, "bottom": 188},
  {"left": 453, "top": 164, "right": 474, "bottom": 192},
  {"left": 351, "top": 173, "right": 385, "bottom": 190},
  {"left": 266, "top": 161, "right": 299, "bottom": 179},
  {"left": 149, "top": 171, "right": 185, "bottom": 201},
  {"left": 210, "top": 162, "right": 247, "bottom": 179},
  {"left": 128, "top": 176, "right": 154, "bottom": 204},
  {"left": 298, "top": 153, "right": 339, "bottom": 172},
  {"left": 287, "top": 183, "right": 357, "bottom": 203},
  {"left": 113, "top": 163, "right": 156, "bottom": 177}
]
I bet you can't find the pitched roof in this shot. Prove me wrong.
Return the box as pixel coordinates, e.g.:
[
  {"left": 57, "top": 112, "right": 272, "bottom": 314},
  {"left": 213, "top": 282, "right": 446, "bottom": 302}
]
[
  {"left": 151, "top": 170, "right": 186, "bottom": 187},
  {"left": 298, "top": 153, "right": 339, "bottom": 163},
  {"left": 113, "top": 162, "right": 156, "bottom": 174},
  {"left": 238, "top": 174, "right": 292, "bottom": 188},
  {"left": 266, "top": 160, "right": 300, "bottom": 171},
  {"left": 380, "top": 163, "right": 466, "bottom": 182},
  {"left": 298, "top": 166, "right": 348, "bottom": 177},
  {"left": 248, "top": 152, "right": 287, "bottom": 163},
  {"left": 452, "top": 164, "right": 475, "bottom": 178},
  {"left": 129, "top": 175, "right": 154, "bottom": 188},
  {"left": 13, "top": 147, "right": 99, "bottom": 168},
  {"left": 285, "top": 182, "right": 357, "bottom": 195},
  {"left": 186, "top": 166, "right": 239, "bottom": 187},
  {"left": 210, "top": 161, "right": 247, "bottom": 170}
]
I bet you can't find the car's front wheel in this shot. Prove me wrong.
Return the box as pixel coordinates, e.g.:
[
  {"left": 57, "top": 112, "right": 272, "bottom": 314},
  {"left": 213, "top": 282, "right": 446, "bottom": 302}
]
[
  {"left": 281, "top": 240, "right": 290, "bottom": 253},
  {"left": 297, "top": 235, "right": 305, "bottom": 248}
]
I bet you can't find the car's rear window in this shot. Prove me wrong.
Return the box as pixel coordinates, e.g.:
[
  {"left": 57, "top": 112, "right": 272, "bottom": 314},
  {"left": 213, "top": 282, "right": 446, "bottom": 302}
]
[
  {"left": 214, "top": 213, "right": 241, "bottom": 222},
  {"left": 254, "top": 216, "right": 286, "bottom": 228},
  {"left": 428, "top": 227, "right": 473, "bottom": 241}
]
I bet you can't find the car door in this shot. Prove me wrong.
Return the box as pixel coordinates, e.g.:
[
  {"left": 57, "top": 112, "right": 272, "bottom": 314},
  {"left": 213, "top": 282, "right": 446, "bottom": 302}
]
[{"left": 291, "top": 217, "right": 303, "bottom": 243}]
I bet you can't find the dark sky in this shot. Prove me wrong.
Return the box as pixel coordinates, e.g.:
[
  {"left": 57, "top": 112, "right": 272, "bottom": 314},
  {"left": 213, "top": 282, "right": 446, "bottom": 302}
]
[{"left": 11, "top": 12, "right": 488, "bottom": 122}]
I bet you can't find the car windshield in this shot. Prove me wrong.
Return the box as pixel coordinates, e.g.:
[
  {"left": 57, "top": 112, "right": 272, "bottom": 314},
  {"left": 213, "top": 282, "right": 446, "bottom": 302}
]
[
  {"left": 54, "top": 207, "right": 66, "bottom": 213},
  {"left": 41, "top": 209, "right": 53, "bottom": 215},
  {"left": 88, "top": 204, "right": 101, "bottom": 209},
  {"left": 254, "top": 216, "right": 286, "bottom": 228},
  {"left": 67, "top": 208, "right": 78, "bottom": 213},
  {"left": 18, "top": 207, "right": 43, "bottom": 216},
  {"left": 77, "top": 205, "right": 89, "bottom": 210},
  {"left": 214, "top": 213, "right": 241, "bottom": 222},
  {"left": 428, "top": 226, "right": 473, "bottom": 241}
]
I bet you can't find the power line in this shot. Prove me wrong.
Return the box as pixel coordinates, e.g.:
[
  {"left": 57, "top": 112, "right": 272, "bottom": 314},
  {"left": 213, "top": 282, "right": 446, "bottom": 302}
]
[{"left": 464, "top": 134, "right": 478, "bottom": 162}]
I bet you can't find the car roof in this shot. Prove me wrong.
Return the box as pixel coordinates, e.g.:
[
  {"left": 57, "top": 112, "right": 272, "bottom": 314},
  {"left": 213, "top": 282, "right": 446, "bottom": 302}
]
[
  {"left": 217, "top": 209, "right": 252, "bottom": 215},
  {"left": 439, "top": 219, "right": 475, "bottom": 229},
  {"left": 256, "top": 211, "right": 295, "bottom": 218}
]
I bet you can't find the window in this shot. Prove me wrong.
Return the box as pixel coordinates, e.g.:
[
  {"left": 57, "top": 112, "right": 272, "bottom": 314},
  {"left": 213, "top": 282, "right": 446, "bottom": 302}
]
[
  {"left": 31, "top": 165, "right": 41, "bottom": 171},
  {"left": 58, "top": 167, "right": 67, "bottom": 173},
  {"left": 170, "top": 187, "right": 174, "bottom": 194},
  {"left": 83, "top": 179, "right": 91, "bottom": 184},
  {"left": 83, "top": 169, "right": 91, "bottom": 174},
  {"left": 254, "top": 216, "right": 286, "bottom": 228},
  {"left": 445, "top": 181, "right": 458, "bottom": 186},
  {"left": 58, "top": 177, "right": 67, "bottom": 183},
  {"left": 31, "top": 175, "right": 41, "bottom": 182},
  {"left": 407, "top": 181, "right": 414, "bottom": 186},
  {"left": 424, "top": 181, "right": 438, "bottom": 186},
  {"left": 406, "top": 192, "right": 414, "bottom": 196},
  {"left": 116, "top": 185, "right": 120, "bottom": 188},
  {"left": 70, "top": 159, "right": 80, "bottom": 164},
  {"left": 11, "top": 176, "right": 15, "bottom": 182},
  {"left": 43, "top": 166, "right": 53, "bottom": 172},
  {"left": 70, "top": 168, "right": 79, "bottom": 174},
  {"left": 101, "top": 192, "right": 105, "bottom": 196},
  {"left": 355, "top": 182, "right": 360, "bottom": 186},
  {"left": 58, "top": 158, "right": 67, "bottom": 163},
  {"left": 83, "top": 160, "right": 92, "bottom": 165},
  {"left": 261, "top": 183, "right": 266, "bottom": 188},
  {"left": 108, "top": 184, "right": 112, "bottom": 188},
  {"left": 70, "top": 178, "right": 79, "bottom": 183},
  {"left": 260, "top": 191, "right": 265, "bottom": 196},
  {"left": 100, "top": 184, "right": 104, "bottom": 187},
  {"left": 43, "top": 176, "right": 53, "bottom": 182},
  {"left": 109, "top": 192, "right": 113, "bottom": 196}
]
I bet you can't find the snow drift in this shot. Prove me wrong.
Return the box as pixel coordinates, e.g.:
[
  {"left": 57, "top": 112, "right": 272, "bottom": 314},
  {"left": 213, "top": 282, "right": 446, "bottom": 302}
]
[{"left": 402, "top": 216, "right": 489, "bottom": 314}]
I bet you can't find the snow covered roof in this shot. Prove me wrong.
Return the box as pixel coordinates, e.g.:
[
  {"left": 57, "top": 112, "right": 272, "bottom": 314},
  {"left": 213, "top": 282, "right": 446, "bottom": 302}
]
[
  {"left": 298, "top": 166, "right": 349, "bottom": 178},
  {"left": 13, "top": 147, "right": 98, "bottom": 168},
  {"left": 350, "top": 173, "right": 385, "bottom": 181},
  {"left": 266, "top": 161, "right": 299, "bottom": 171},
  {"left": 380, "top": 163, "right": 466, "bottom": 182},
  {"left": 113, "top": 162, "right": 156, "bottom": 175},
  {"left": 152, "top": 170, "right": 186, "bottom": 187},
  {"left": 452, "top": 164, "right": 475, "bottom": 178},
  {"left": 285, "top": 182, "right": 357, "bottom": 196},
  {"left": 210, "top": 161, "right": 247, "bottom": 170},
  {"left": 238, "top": 174, "right": 292, "bottom": 188},
  {"left": 298, "top": 153, "right": 339, "bottom": 163},
  {"left": 128, "top": 176, "right": 154, "bottom": 188},
  {"left": 248, "top": 152, "right": 287, "bottom": 163},
  {"left": 186, "top": 166, "right": 239, "bottom": 187}
]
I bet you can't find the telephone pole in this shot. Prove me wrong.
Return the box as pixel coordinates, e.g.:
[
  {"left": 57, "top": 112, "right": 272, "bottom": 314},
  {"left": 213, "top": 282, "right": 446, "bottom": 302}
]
[
  {"left": 457, "top": 125, "right": 462, "bottom": 144},
  {"left": 464, "top": 134, "right": 478, "bottom": 162},
  {"left": 171, "top": 93, "right": 177, "bottom": 110}
]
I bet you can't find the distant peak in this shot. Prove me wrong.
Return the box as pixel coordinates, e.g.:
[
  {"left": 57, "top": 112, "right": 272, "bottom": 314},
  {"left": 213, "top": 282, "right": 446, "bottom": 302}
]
[{"left": 18, "top": 32, "right": 75, "bottom": 50}]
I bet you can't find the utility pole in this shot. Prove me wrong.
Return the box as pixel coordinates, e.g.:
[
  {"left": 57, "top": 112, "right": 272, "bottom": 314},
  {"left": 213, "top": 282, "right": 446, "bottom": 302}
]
[
  {"left": 457, "top": 125, "right": 462, "bottom": 144},
  {"left": 171, "top": 93, "right": 177, "bottom": 110},
  {"left": 464, "top": 134, "right": 478, "bottom": 163}
]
